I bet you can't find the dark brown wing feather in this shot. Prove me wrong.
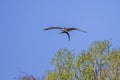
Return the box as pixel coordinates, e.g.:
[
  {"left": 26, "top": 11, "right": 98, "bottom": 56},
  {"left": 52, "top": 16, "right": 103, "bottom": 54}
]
[
  {"left": 67, "top": 28, "right": 87, "bottom": 33},
  {"left": 44, "top": 27, "right": 62, "bottom": 30},
  {"left": 65, "top": 32, "right": 70, "bottom": 41}
]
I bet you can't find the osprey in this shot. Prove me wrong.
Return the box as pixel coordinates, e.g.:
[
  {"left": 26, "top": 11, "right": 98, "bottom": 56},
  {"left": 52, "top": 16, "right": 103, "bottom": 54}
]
[{"left": 44, "top": 27, "right": 87, "bottom": 41}]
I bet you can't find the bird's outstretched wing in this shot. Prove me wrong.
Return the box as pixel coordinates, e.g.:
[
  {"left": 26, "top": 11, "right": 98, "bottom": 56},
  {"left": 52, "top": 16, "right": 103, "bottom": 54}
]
[
  {"left": 67, "top": 28, "right": 87, "bottom": 33},
  {"left": 44, "top": 27, "right": 62, "bottom": 30}
]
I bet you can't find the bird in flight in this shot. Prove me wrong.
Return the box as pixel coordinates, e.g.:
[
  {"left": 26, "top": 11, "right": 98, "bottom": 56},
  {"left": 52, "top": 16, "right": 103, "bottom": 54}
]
[{"left": 44, "top": 27, "right": 87, "bottom": 41}]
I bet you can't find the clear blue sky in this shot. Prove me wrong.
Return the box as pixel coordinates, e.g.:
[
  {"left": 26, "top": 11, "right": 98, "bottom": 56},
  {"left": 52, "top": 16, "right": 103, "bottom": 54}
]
[{"left": 0, "top": 0, "right": 120, "bottom": 80}]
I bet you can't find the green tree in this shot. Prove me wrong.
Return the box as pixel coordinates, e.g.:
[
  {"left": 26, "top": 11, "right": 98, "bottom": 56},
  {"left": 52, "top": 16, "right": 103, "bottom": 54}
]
[{"left": 19, "top": 40, "right": 120, "bottom": 80}]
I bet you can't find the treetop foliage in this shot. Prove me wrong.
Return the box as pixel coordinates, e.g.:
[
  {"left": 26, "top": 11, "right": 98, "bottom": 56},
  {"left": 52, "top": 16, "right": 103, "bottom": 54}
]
[{"left": 19, "top": 40, "right": 120, "bottom": 80}]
